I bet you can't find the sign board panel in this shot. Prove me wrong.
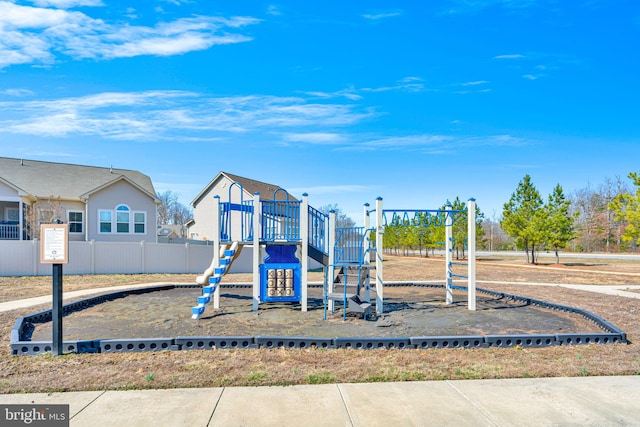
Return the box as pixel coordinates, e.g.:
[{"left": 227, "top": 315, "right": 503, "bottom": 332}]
[{"left": 40, "top": 224, "right": 69, "bottom": 264}]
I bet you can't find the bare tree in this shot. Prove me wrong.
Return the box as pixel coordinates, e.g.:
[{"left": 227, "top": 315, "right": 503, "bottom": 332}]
[
  {"left": 23, "top": 196, "right": 65, "bottom": 240},
  {"left": 157, "top": 191, "right": 179, "bottom": 225},
  {"left": 318, "top": 204, "right": 356, "bottom": 228},
  {"left": 157, "top": 191, "right": 192, "bottom": 235},
  {"left": 571, "top": 178, "right": 629, "bottom": 252},
  {"left": 481, "top": 212, "right": 512, "bottom": 251}
]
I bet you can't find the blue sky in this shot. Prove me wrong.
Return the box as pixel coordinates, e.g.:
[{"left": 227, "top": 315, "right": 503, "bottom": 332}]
[{"left": 1, "top": 0, "right": 639, "bottom": 224}]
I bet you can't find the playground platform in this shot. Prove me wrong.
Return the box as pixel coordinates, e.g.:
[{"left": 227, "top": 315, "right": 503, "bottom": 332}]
[{"left": 2, "top": 376, "right": 639, "bottom": 426}]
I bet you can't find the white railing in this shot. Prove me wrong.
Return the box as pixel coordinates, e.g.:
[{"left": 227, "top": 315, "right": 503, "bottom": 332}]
[{"left": 0, "top": 224, "right": 20, "bottom": 240}]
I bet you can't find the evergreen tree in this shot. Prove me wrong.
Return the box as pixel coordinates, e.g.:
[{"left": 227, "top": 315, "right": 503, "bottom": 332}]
[
  {"left": 501, "top": 174, "right": 544, "bottom": 263},
  {"left": 609, "top": 172, "right": 640, "bottom": 251},
  {"left": 442, "top": 198, "right": 485, "bottom": 259},
  {"left": 545, "top": 184, "right": 577, "bottom": 263}
]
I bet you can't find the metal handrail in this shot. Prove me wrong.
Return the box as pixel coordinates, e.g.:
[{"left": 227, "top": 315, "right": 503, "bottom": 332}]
[
  {"left": 308, "top": 205, "right": 329, "bottom": 255},
  {"left": 261, "top": 200, "right": 301, "bottom": 241}
]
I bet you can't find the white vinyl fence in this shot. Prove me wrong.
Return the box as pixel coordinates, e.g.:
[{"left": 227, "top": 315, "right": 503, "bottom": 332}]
[{"left": 0, "top": 240, "right": 253, "bottom": 276}]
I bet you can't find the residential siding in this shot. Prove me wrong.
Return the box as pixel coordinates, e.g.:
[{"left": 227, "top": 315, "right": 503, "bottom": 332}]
[
  {"left": 86, "top": 180, "right": 157, "bottom": 243},
  {"left": 58, "top": 200, "right": 86, "bottom": 242},
  {"left": 0, "top": 181, "right": 18, "bottom": 197},
  {"left": 189, "top": 183, "right": 218, "bottom": 241},
  {"left": 190, "top": 176, "right": 254, "bottom": 242}
]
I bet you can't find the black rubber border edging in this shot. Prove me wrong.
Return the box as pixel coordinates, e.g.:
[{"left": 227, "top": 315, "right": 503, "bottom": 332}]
[{"left": 10, "top": 283, "right": 628, "bottom": 355}]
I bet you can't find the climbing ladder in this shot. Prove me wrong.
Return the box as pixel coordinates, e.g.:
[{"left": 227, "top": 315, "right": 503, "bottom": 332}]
[
  {"left": 192, "top": 241, "right": 240, "bottom": 319},
  {"left": 327, "top": 264, "right": 373, "bottom": 318},
  {"left": 325, "top": 226, "right": 375, "bottom": 319}
]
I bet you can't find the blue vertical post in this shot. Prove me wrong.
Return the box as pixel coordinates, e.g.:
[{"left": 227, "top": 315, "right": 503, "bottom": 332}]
[
  {"left": 328, "top": 210, "right": 336, "bottom": 313},
  {"left": 363, "top": 203, "right": 371, "bottom": 304}
]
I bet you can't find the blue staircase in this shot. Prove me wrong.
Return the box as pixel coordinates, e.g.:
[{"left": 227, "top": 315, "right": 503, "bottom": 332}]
[{"left": 192, "top": 241, "right": 239, "bottom": 320}]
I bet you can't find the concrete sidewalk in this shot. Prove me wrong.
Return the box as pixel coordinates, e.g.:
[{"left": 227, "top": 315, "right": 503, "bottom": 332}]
[
  {"left": 1, "top": 376, "right": 639, "bottom": 426},
  {"left": 0, "top": 282, "right": 183, "bottom": 313}
]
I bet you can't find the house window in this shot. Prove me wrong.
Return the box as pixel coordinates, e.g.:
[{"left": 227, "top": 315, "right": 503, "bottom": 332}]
[
  {"left": 5, "top": 208, "right": 19, "bottom": 223},
  {"left": 68, "top": 211, "right": 83, "bottom": 233},
  {"left": 99, "top": 210, "right": 112, "bottom": 232},
  {"left": 134, "top": 212, "right": 146, "bottom": 234},
  {"left": 98, "top": 205, "right": 147, "bottom": 234},
  {"left": 116, "top": 205, "right": 130, "bottom": 233}
]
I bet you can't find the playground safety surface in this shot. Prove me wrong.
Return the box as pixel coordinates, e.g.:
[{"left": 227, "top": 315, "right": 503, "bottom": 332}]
[{"left": 28, "top": 285, "right": 604, "bottom": 342}]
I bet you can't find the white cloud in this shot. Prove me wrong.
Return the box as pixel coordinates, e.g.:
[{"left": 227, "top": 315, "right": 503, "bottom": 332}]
[
  {"left": 462, "top": 80, "right": 488, "bottom": 86},
  {"left": 0, "top": 88, "right": 534, "bottom": 157},
  {"left": 266, "top": 5, "right": 281, "bottom": 16},
  {"left": 494, "top": 54, "right": 525, "bottom": 59},
  {"left": 399, "top": 76, "right": 424, "bottom": 83},
  {"left": 31, "top": 0, "right": 103, "bottom": 8},
  {"left": 0, "top": 2, "right": 74, "bottom": 28},
  {"left": 362, "top": 78, "right": 428, "bottom": 93},
  {"left": 446, "top": 0, "right": 542, "bottom": 14},
  {"left": 341, "top": 134, "right": 453, "bottom": 152},
  {"left": 362, "top": 11, "right": 402, "bottom": 20},
  {"left": 334, "top": 133, "right": 532, "bottom": 152},
  {"left": 281, "top": 132, "right": 346, "bottom": 144},
  {"left": 300, "top": 77, "right": 429, "bottom": 101},
  {"left": 459, "top": 134, "right": 530, "bottom": 146},
  {"left": 299, "top": 87, "right": 362, "bottom": 101},
  {"left": 0, "top": 91, "right": 375, "bottom": 139},
  {"left": 1, "top": 88, "right": 35, "bottom": 97},
  {"left": 0, "top": 2, "right": 260, "bottom": 68}
]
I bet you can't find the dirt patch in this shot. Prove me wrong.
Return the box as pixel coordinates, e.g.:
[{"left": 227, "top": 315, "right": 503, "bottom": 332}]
[
  {"left": 1, "top": 254, "right": 640, "bottom": 393},
  {"left": 28, "top": 285, "right": 601, "bottom": 341}
]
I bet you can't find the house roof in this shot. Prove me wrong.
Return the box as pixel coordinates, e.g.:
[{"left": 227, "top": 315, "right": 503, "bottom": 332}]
[
  {"left": 191, "top": 171, "right": 297, "bottom": 206},
  {"left": 0, "top": 157, "right": 158, "bottom": 202}
]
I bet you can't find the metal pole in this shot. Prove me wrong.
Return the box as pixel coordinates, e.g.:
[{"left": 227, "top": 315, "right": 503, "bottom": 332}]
[
  {"left": 213, "top": 196, "right": 221, "bottom": 309},
  {"left": 328, "top": 210, "right": 336, "bottom": 312},
  {"left": 363, "top": 203, "right": 371, "bottom": 304},
  {"left": 301, "top": 194, "right": 309, "bottom": 312},
  {"left": 52, "top": 263, "right": 63, "bottom": 356},
  {"left": 252, "top": 192, "right": 261, "bottom": 311},
  {"left": 445, "top": 204, "right": 453, "bottom": 305},
  {"left": 375, "top": 197, "right": 384, "bottom": 314},
  {"left": 467, "top": 198, "right": 477, "bottom": 311}
]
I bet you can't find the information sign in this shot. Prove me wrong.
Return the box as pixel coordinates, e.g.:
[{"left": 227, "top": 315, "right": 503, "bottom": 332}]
[{"left": 40, "top": 224, "right": 69, "bottom": 264}]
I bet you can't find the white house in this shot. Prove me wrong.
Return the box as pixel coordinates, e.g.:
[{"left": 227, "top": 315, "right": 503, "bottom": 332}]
[
  {"left": 187, "top": 171, "right": 296, "bottom": 242},
  {"left": 0, "top": 157, "right": 159, "bottom": 243}
]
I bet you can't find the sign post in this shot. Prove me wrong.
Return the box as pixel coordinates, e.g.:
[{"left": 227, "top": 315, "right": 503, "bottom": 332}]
[{"left": 40, "top": 224, "right": 69, "bottom": 356}]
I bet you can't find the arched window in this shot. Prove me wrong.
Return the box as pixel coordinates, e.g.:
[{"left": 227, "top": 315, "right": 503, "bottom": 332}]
[{"left": 116, "top": 205, "right": 130, "bottom": 233}]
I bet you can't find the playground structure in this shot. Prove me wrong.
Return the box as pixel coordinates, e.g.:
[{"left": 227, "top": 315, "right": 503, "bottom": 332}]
[
  {"left": 10, "top": 184, "right": 630, "bottom": 355},
  {"left": 191, "top": 182, "right": 478, "bottom": 320}
]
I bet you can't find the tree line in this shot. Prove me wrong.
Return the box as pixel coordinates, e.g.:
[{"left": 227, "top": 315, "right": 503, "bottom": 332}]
[
  {"left": 382, "top": 198, "right": 484, "bottom": 260},
  {"left": 378, "top": 171, "right": 640, "bottom": 263}
]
